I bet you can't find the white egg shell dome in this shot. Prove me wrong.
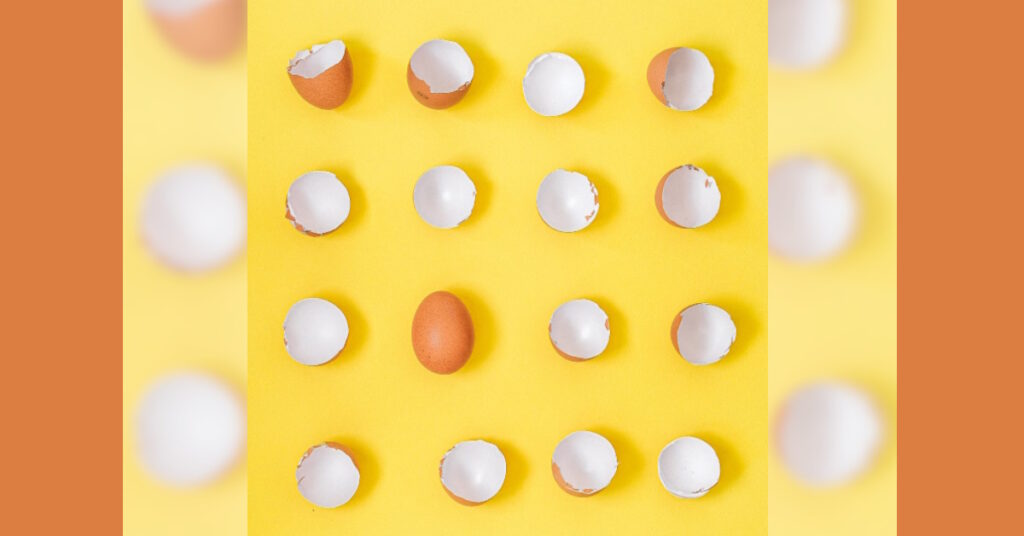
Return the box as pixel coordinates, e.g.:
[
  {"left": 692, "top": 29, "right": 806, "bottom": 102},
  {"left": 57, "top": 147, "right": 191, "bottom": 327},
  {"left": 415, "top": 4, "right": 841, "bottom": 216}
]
[
  {"left": 413, "top": 165, "right": 477, "bottom": 229},
  {"left": 536, "top": 169, "right": 599, "bottom": 232},
  {"left": 549, "top": 299, "right": 610, "bottom": 361},
  {"left": 768, "top": 156, "right": 859, "bottom": 262},
  {"left": 657, "top": 164, "right": 721, "bottom": 228},
  {"left": 776, "top": 382, "right": 883, "bottom": 486},
  {"left": 296, "top": 442, "right": 361, "bottom": 508},
  {"left": 141, "top": 163, "right": 246, "bottom": 272},
  {"left": 672, "top": 303, "right": 737, "bottom": 365},
  {"left": 551, "top": 431, "right": 618, "bottom": 496},
  {"left": 658, "top": 436, "right": 721, "bottom": 498},
  {"left": 440, "top": 440, "right": 507, "bottom": 505},
  {"left": 135, "top": 372, "right": 245, "bottom": 487},
  {"left": 769, "top": 0, "right": 848, "bottom": 69},
  {"left": 522, "top": 52, "right": 586, "bottom": 117},
  {"left": 286, "top": 171, "right": 351, "bottom": 236},
  {"left": 283, "top": 298, "right": 350, "bottom": 366},
  {"left": 662, "top": 48, "right": 715, "bottom": 111}
]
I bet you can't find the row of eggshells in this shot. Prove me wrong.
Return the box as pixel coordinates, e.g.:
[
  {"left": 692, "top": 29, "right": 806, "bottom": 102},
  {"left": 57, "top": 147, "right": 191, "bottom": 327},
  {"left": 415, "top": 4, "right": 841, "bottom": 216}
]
[
  {"left": 298, "top": 432, "right": 720, "bottom": 508},
  {"left": 289, "top": 38, "right": 716, "bottom": 114},
  {"left": 288, "top": 164, "right": 721, "bottom": 236}
]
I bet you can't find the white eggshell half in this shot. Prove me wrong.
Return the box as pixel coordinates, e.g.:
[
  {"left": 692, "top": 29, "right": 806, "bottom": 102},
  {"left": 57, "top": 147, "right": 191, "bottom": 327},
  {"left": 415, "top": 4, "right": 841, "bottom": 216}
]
[
  {"left": 549, "top": 299, "right": 610, "bottom": 360},
  {"left": 536, "top": 169, "right": 599, "bottom": 232},
  {"left": 410, "top": 39, "right": 474, "bottom": 93},
  {"left": 413, "top": 165, "right": 477, "bottom": 229},
  {"left": 283, "top": 298, "right": 350, "bottom": 366},
  {"left": 769, "top": 0, "right": 848, "bottom": 69},
  {"left": 552, "top": 431, "right": 618, "bottom": 495},
  {"left": 768, "top": 156, "right": 858, "bottom": 261},
  {"left": 674, "top": 303, "right": 736, "bottom": 365},
  {"left": 296, "top": 443, "right": 361, "bottom": 508},
  {"left": 522, "top": 52, "right": 585, "bottom": 117},
  {"left": 440, "top": 440, "right": 507, "bottom": 504},
  {"left": 660, "top": 165, "right": 721, "bottom": 228},
  {"left": 658, "top": 436, "right": 721, "bottom": 498},
  {"left": 663, "top": 48, "right": 715, "bottom": 111},
  {"left": 136, "top": 372, "right": 245, "bottom": 487},
  {"left": 289, "top": 40, "right": 347, "bottom": 78},
  {"left": 286, "top": 171, "right": 351, "bottom": 235},
  {"left": 141, "top": 163, "right": 246, "bottom": 272},
  {"left": 776, "top": 382, "right": 883, "bottom": 487}
]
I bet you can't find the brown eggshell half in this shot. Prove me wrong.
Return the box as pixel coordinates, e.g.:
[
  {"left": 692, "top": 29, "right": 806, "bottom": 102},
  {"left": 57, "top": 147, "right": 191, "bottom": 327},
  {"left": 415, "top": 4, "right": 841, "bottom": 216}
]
[
  {"left": 438, "top": 454, "right": 485, "bottom": 506},
  {"left": 412, "top": 291, "right": 475, "bottom": 374},
  {"left": 290, "top": 49, "right": 354, "bottom": 110},
  {"left": 407, "top": 64, "right": 471, "bottom": 109},
  {"left": 150, "top": 0, "right": 245, "bottom": 61},
  {"left": 655, "top": 166, "right": 688, "bottom": 227},
  {"left": 551, "top": 462, "right": 599, "bottom": 497},
  {"left": 646, "top": 48, "right": 679, "bottom": 107}
]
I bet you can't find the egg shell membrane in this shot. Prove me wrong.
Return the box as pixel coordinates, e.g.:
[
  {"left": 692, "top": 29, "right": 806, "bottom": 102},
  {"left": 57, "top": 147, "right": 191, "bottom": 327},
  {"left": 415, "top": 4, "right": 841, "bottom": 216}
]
[
  {"left": 407, "top": 64, "right": 471, "bottom": 110},
  {"left": 412, "top": 291, "right": 475, "bottom": 374},
  {"left": 655, "top": 164, "right": 712, "bottom": 228},
  {"left": 284, "top": 199, "right": 323, "bottom": 237},
  {"left": 300, "top": 442, "right": 359, "bottom": 471},
  {"left": 646, "top": 48, "right": 678, "bottom": 106},
  {"left": 551, "top": 461, "right": 600, "bottom": 496},
  {"left": 536, "top": 170, "right": 600, "bottom": 232},
  {"left": 437, "top": 455, "right": 485, "bottom": 506},
  {"left": 658, "top": 438, "right": 720, "bottom": 498},
  {"left": 289, "top": 49, "right": 353, "bottom": 109},
  {"left": 151, "top": 0, "right": 245, "bottom": 61},
  {"left": 548, "top": 316, "right": 610, "bottom": 362}
]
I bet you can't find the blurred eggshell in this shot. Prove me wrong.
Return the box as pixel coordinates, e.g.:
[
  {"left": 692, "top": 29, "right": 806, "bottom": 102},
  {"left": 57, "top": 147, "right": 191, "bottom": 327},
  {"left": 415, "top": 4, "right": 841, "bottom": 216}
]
[
  {"left": 671, "top": 303, "right": 736, "bottom": 365},
  {"left": 412, "top": 291, "right": 475, "bottom": 374},
  {"left": 522, "top": 52, "right": 585, "bottom": 116},
  {"left": 136, "top": 372, "right": 245, "bottom": 487},
  {"left": 769, "top": 0, "right": 848, "bottom": 69},
  {"left": 655, "top": 164, "right": 721, "bottom": 228},
  {"left": 289, "top": 40, "right": 353, "bottom": 109},
  {"left": 283, "top": 298, "right": 349, "bottom": 366},
  {"left": 413, "top": 166, "right": 476, "bottom": 229},
  {"left": 146, "top": 0, "right": 245, "bottom": 61},
  {"left": 286, "top": 171, "right": 351, "bottom": 236},
  {"left": 440, "top": 440, "right": 507, "bottom": 505},
  {"left": 536, "top": 169, "right": 599, "bottom": 232},
  {"left": 407, "top": 39, "right": 475, "bottom": 109},
  {"left": 768, "top": 156, "right": 858, "bottom": 261},
  {"left": 658, "top": 436, "right": 721, "bottom": 498},
  {"left": 549, "top": 299, "right": 610, "bottom": 361},
  {"left": 551, "top": 431, "right": 618, "bottom": 496},
  {"left": 646, "top": 47, "right": 714, "bottom": 111},
  {"left": 296, "top": 442, "right": 361, "bottom": 508}
]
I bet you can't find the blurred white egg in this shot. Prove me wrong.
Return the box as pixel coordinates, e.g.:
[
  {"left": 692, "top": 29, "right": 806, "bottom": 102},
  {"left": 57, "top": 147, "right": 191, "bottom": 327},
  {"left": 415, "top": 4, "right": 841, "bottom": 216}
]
[
  {"left": 549, "top": 299, "right": 610, "bottom": 361},
  {"left": 671, "top": 303, "right": 736, "bottom": 365},
  {"left": 769, "top": 0, "right": 848, "bottom": 69},
  {"left": 141, "top": 163, "right": 246, "bottom": 273},
  {"left": 439, "top": 440, "right": 507, "bottom": 505},
  {"left": 283, "top": 298, "right": 349, "bottom": 366},
  {"left": 551, "top": 431, "right": 618, "bottom": 496},
  {"left": 768, "top": 156, "right": 858, "bottom": 261},
  {"left": 296, "top": 442, "right": 361, "bottom": 508},
  {"left": 658, "top": 436, "right": 720, "bottom": 498},
  {"left": 776, "top": 382, "right": 883, "bottom": 487},
  {"left": 646, "top": 47, "right": 715, "bottom": 111},
  {"left": 655, "top": 164, "right": 721, "bottom": 228},
  {"left": 537, "top": 169, "right": 599, "bottom": 232},
  {"left": 286, "top": 171, "right": 351, "bottom": 236},
  {"left": 413, "top": 165, "right": 477, "bottom": 229},
  {"left": 136, "top": 372, "right": 245, "bottom": 487},
  {"left": 523, "top": 52, "right": 585, "bottom": 116}
]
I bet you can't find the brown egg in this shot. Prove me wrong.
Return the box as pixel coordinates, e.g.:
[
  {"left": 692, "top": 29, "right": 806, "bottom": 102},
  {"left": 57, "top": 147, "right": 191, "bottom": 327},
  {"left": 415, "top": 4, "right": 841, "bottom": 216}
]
[
  {"left": 406, "top": 39, "right": 475, "bottom": 110},
  {"left": 147, "top": 0, "right": 245, "bottom": 61},
  {"left": 412, "top": 291, "right": 474, "bottom": 374},
  {"left": 288, "top": 40, "right": 353, "bottom": 110}
]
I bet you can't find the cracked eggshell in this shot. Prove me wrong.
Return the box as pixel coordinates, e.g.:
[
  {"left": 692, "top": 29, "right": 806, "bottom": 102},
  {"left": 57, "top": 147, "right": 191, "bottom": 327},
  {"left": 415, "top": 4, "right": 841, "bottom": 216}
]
[
  {"left": 523, "top": 52, "right": 585, "bottom": 116},
  {"left": 296, "top": 442, "right": 360, "bottom": 508},
  {"left": 647, "top": 47, "right": 714, "bottom": 111},
  {"left": 141, "top": 163, "right": 246, "bottom": 273},
  {"left": 655, "top": 164, "right": 721, "bottom": 228},
  {"left": 289, "top": 40, "right": 353, "bottom": 109},
  {"left": 136, "top": 372, "right": 245, "bottom": 487},
  {"left": 768, "top": 156, "right": 858, "bottom": 261},
  {"left": 769, "top": 0, "right": 848, "bottom": 69},
  {"left": 658, "top": 436, "right": 720, "bottom": 498},
  {"left": 286, "top": 171, "right": 351, "bottom": 236},
  {"left": 549, "top": 299, "right": 610, "bottom": 362},
  {"left": 284, "top": 298, "right": 349, "bottom": 366},
  {"left": 413, "top": 166, "right": 476, "bottom": 229},
  {"left": 671, "top": 303, "right": 736, "bottom": 365},
  {"left": 551, "top": 431, "right": 618, "bottom": 496},
  {"left": 146, "top": 0, "right": 245, "bottom": 61},
  {"left": 407, "top": 39, "right": 474, "bottom": 109},
  {"left": 536, "top": 169, "right": 599, "bottom": 232},
  {"left": 440, "top": 440, "right": 507, "bottom": 505},
  {"left": 776, "top": 382, "right": 882, "bottom": 487},
  {"left": 412, "top": 291, "right": 475, "bottom": 374}
]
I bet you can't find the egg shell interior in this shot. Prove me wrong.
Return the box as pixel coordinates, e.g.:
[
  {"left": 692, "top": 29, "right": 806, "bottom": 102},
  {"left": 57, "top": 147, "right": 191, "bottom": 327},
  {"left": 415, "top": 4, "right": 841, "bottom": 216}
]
[
  {"left": 283, "top": 298, "right": 350, "bottom": 366},
  {"left": 440, "top": 440, "right": 507, "bottom": 505},
  {"left": 410, "top": 40, "right": 474, "bottom": 94},
  {"left": 296, "top": 442, "right": 361, "bottom": 508},
  {"left": 286, "top": 171, "right": 351, "bottom": 236},
  {"left": 551, "top": 431, "right": 618, "bottom": 496},
  {"left": 661, "top": 47, "right": 715, "bottom": 111},
  {"left": 655, "top": 164, "right": 721, "bottom": 229},
  {"left": 522, "top": 52, "right": 586, "bottom": 117},
  {"left": 672, "top": 303, "right": 736, "bottom": 365},
  {"left": 413, "top": 166, "right": 477, "bottom": 229},
  {"left": 536, "top": 169, "right": 599, "bottom": 233},
  {"left": 658, "top": 436, "right": 721, "bottom": 498},
  {"left": 768, "top": 156, "right": 859, "bottom": 261},
  {"left": 549, "top": 299, "right": 610, "bottom": 360}
]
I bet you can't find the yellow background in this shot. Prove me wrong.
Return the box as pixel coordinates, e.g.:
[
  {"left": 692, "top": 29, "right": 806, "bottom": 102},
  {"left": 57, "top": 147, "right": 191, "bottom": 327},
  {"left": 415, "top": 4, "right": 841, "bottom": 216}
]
[{"left": 248, "top": 1, "right": 769, "bottom": 534}]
